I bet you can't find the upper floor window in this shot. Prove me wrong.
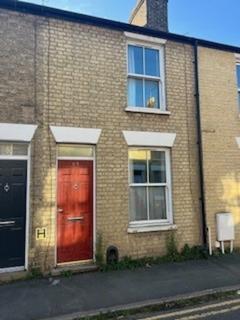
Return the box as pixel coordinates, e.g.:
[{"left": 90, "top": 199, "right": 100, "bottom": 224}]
[
  {"left": 237, "top": 64, "right": 240, "bottom": 109},
  {"left": 127, "top": 44, "right": 165, "bottom": 111}
]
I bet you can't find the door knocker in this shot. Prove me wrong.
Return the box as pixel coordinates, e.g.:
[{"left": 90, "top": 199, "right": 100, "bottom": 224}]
[{"left": 4, "top": 183, "right": 10, "bottom": 192}]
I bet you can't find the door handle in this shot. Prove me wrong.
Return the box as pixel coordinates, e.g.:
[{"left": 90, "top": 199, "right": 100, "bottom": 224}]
[
  {"left": 67, "top": 216, "right": 84, "bottom": 221},
  {"left": 57, "top": 208, "right": 64, "bottom": 213}
]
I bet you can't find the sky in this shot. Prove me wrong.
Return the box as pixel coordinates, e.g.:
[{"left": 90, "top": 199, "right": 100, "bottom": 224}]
[{"left": 22, "top": 0, "right": 240, "bottom": 47}]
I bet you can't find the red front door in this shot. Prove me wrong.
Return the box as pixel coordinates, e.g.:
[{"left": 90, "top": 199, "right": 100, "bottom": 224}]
[{"left": 57, "top": 160, "right": 93, "bottom": 264}]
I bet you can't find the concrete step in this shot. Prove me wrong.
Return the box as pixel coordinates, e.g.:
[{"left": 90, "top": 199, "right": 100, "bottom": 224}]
[
  {"left": 51, "top": 263, "right": 98, "bottom": 276},
  {"left": 0, "top": 270, "right": 28, "bottom": 284}
]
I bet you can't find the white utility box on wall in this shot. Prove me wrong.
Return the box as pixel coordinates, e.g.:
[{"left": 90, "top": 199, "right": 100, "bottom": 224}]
[{"left": 216, "top": 213, "right": 234, "bottom": 254}]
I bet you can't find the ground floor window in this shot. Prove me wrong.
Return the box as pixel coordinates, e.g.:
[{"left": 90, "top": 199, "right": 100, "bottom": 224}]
[{"left": 128, "top": 148, "right": 172, "bottom": 225}]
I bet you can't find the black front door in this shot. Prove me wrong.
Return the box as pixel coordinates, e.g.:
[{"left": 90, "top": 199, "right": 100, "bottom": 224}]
[{"left": 0, "top": 160, "right": 27, "bottom": 269}]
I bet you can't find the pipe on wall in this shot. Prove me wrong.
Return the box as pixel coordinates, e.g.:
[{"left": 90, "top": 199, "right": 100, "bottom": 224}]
[{"left": 194, "top": 40, "right": 207, "bottom": 246}]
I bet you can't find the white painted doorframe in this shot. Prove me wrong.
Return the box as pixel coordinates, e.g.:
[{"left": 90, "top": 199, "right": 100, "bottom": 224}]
[
  {"left": 0, "top": 145, "right": 31, "bottom": 273},
  {"left": 54, "top": 152, "right": 96, "bottom": 267}
]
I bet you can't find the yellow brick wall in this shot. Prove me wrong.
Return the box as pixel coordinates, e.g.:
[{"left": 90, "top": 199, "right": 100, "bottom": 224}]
[
  {"left": 0, "top": 10, "right": 36, "bottom": 123},
  {"left": 0, "top": 9, "right": 202, "bottom": 272},
  {"left": 35, "top": 19, "right": 201, "bottom": 269},
  {"left": 198, "top": 47, "right": 240, "bottom": 248}
]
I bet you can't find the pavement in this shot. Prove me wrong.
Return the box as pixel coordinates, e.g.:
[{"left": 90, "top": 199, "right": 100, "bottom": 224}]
[
  {"left": 135, "top": 298, "right": 240, "bottom": 320},
  {"left": 1, "top": 254, "right": 240, "bottom": 320}
]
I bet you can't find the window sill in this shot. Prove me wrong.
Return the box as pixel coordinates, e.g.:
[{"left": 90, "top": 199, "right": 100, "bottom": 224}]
[
  {"left": 128, "top": 224, "right": 177, "bottom": 234},
  {"left": 125, "top": 107, "right": 171, "bottom": 115}
]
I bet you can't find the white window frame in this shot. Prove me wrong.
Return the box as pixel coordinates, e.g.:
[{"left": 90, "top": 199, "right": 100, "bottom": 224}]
[
  {"left": 128, "top": 147, "right": 173, "bottom": 229},
  {"left": 237, "top": 63, "right": 240, "bottom": 111},
  {"left": 126, "top": 40, "right": 167, "bottom": 114}
]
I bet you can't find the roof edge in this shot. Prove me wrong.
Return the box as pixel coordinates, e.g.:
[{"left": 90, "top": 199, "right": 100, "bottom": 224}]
[{"left": 0, "top": 0, "right": 239, "bottom": 54}]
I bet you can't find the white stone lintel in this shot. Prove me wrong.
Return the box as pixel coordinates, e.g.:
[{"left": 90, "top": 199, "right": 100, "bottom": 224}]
[
  {"left": 50, "top": 126, "right": 102, "bottom": 144},
  {"left": 123, "top": 131, "right": 176, "bottom": 147},
  {"left": 0, "top": 123, "right": 37, "bottom": 142}
]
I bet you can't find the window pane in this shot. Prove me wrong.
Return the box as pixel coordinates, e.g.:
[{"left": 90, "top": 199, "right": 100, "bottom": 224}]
[
  {"left": 0, "top": 144, "right": 12, "bottom": 155},
  {"left": 237, "top": 65, "right": 240, "bottom": 88},
  {"left": 130, "top": 161, "right": 147, "bottom": 183},
  {"left": 58, "top": 145, "right": 93, "bottom": 157},
  {"left": 129, "top": 150, "right": 147, "bottom": 183},
  {"left": 145, "top": 48, "right": 160, "bottom": 77},
  {"left": 129, "top": 187, "right": 148, "bottom": 221},
  {"left": 149, "top": 187, "right": 167, "bottom": 220},
  {"left": 145, "top": 80, "right": 159, "bottom": 108},
  {"left": 149, "top": 151, "right": 166, "bottom": 183},
  {"left": 128, "top": 78, "right": 144, "bottom": 107},
  {"left": 128, "top": 45, "right": 143, "bottom": 74},
  {"left": 0, "top": 143, "right": 28, "bottom": 156},
  {"left": 12, "top": 144, "right": 28, "bottom": 156}
]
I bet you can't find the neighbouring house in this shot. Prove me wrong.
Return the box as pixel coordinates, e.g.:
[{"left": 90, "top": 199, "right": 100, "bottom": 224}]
[{"left": 0, "top": 0, "right": 239, "bottom": 277}]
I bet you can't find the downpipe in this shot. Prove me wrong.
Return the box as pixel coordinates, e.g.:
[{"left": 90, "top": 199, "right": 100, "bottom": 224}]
[{"left": 194, "top": 41, "right": 208, "bottom": 247}]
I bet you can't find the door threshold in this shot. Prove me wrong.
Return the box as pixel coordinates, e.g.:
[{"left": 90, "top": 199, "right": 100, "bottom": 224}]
[
  {"left": 0, "top": 267, "right": 27, "bottom": 284},
  {"left": 52, "top": 261, "right": 98, "bottom": 276},
  {"left": 57, "top": 259, "right": 93, "bottom": 267},
  {"left": 0, "top": 266, "right": 25, "bottom": 274}
]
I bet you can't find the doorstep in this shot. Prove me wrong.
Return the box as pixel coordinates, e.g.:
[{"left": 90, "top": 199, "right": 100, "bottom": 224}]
[
  {"left": 0, "top": 270, "right": 28, "bottom": 284},
  {"left": 51, "top": 263, "right": 98, "bottom": 276}
]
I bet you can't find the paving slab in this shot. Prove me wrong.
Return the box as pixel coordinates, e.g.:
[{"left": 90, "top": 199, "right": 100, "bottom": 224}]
[{"left": 1, "top": 255, "right": 240, "bottom": 320}]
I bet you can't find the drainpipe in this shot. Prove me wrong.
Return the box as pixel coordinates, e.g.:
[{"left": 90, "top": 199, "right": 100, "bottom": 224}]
[{"left": 194, "top": 40, "right": 207, "bottom": 246}]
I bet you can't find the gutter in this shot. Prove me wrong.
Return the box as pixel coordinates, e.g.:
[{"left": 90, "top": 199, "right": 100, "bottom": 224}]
[{"left": 194, "top": 41, "right": 207, "bottom": 245}]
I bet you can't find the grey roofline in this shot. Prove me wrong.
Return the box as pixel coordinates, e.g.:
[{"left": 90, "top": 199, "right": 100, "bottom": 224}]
[{"left": 0, "top": 0, "right": 240, "bottom": 54}]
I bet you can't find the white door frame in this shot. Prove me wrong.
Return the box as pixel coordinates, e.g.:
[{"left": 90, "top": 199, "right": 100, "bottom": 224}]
[
  {"left": 55, "top": 150, "right": 96, "bottom": 267},
  {"left": 0, "top": 145, "right": 31, "bottom": 274}
]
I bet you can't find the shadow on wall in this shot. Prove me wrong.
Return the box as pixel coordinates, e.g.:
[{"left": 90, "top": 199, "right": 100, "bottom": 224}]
[
  {"left": 221, "top": 172, "right": 240, "bottom": 241},
  {"left": 29, "top": 130, "right": 57, "bottom": 273}
]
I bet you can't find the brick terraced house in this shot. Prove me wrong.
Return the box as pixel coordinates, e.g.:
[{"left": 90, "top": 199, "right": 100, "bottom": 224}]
[{"left": 0, "top": 0, "right": 240, "bottom": 277}]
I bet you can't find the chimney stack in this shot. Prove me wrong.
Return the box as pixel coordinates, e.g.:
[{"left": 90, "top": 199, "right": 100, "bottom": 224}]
[{"left": 129, "top": 0, "right": 169, "bottom": 32}]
